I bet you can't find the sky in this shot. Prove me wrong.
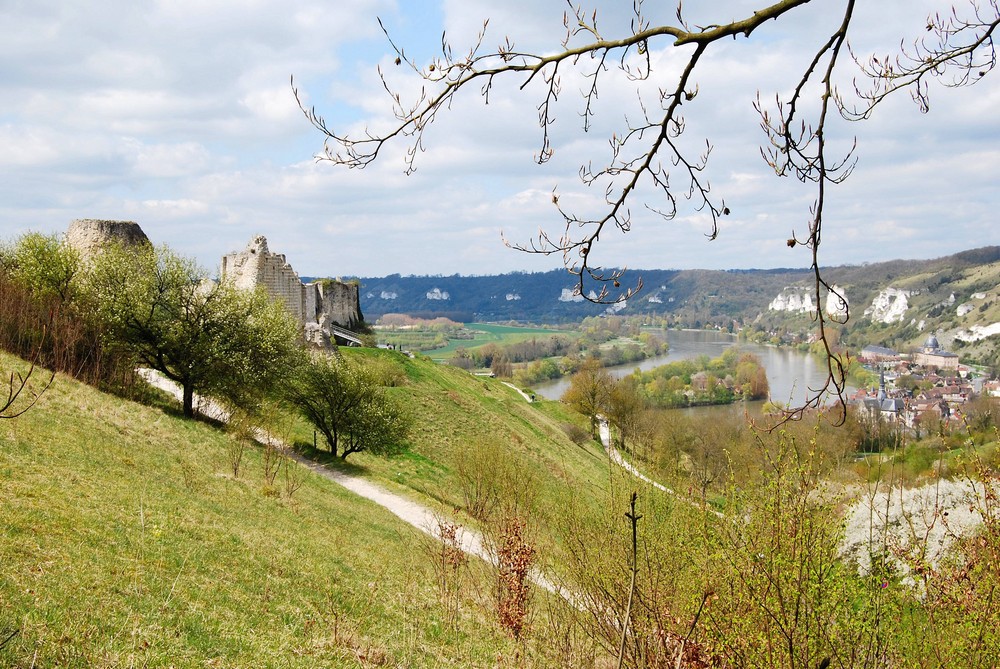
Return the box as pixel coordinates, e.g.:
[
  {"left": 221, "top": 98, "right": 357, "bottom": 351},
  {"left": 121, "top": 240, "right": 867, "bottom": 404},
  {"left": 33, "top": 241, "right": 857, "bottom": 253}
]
[{"left": 2, "top": 0, "right": 998, "bottom": 279}]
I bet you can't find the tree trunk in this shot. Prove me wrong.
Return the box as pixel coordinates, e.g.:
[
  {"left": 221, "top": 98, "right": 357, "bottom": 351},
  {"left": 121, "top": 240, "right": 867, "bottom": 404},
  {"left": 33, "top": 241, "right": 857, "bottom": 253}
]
[
  {"left": 182, "top": 383, "right": 194, "bottom": 418},
  {"left": 320, "top": 428, "right": 338, "bottom": 457}
]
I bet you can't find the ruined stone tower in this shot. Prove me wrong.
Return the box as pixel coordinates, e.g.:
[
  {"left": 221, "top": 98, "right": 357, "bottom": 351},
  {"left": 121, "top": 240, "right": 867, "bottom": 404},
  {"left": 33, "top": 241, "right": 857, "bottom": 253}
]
[
  {"left": 65, "top": 219, "right": 150, "bottom": 260},
  {"left": 221, "top": 235, "right": 363, "bottom": 346},
  {"left": 221, "top": 235, "right": 308, "bottom": 322}
]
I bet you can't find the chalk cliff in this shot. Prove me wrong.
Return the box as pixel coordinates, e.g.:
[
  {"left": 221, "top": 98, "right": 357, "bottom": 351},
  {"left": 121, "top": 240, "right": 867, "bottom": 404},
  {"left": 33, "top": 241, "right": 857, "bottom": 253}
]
[
  {"left": 864, "top": 287, "right": 911, "bottom": 324},
  {"left": 768, "top": 289, "right": 817, "bottom": 314}
]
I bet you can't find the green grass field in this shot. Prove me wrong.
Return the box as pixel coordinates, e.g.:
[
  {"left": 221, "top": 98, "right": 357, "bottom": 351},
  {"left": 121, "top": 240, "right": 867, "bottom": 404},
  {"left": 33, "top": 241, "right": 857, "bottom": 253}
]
[
  {"left": 0, "top": 349, "right": 606, "bottom": 667},
  {"left": 8, "top": 341, "right": 997, "bottom": 667},
  {"left": 416, "top": 323, "right": 570, "bottom": 361}
]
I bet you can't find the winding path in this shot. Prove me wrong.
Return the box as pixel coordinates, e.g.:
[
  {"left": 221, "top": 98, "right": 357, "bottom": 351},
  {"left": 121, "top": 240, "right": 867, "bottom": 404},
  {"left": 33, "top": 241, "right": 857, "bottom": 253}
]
[
  {"left": 137, "top": 369, "right": 566, "bottom": 596},
  {"left": 599, "top": 418, "right": 724, "bottom": 518},
  {"left": 500, "top": 381, "right": 534, "bottom": 402}
]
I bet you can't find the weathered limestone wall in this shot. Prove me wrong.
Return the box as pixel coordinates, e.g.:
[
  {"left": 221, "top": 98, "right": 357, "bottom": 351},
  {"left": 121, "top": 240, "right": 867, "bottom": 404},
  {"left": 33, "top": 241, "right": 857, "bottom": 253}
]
[
  {"left": 66, "top": 219, "right": 150, "bottom": 260},
  {"left": 312, "top": 280, "right": 363, "bottom": 331},
  {"left": 221, "top": 236, "right": 363, "bottom": 346},
  {"left": 221, "top": 236, "right": 306, "bottom": 323}
]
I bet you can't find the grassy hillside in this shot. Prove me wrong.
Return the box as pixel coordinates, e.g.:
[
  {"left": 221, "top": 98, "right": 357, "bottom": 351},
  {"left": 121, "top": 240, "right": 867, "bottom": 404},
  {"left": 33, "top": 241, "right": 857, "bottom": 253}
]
[
  {"left": 6, "top": 345, "right": 1000, "bottom": 666},
  {"left": 296, "top": 348, "right": 613, "bottom": 565},
  {"left": 0, "top": 350, "right": 608, "bottom": 667},
  {"left": 828, "top": 257, "right": 1000, "bottom": 366}
]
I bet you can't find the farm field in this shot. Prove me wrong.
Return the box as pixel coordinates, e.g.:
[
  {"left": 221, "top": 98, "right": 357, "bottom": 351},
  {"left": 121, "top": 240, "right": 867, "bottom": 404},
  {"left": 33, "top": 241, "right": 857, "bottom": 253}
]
[{"left": 377, "top": 322, "right": 572, "bottom": 361}]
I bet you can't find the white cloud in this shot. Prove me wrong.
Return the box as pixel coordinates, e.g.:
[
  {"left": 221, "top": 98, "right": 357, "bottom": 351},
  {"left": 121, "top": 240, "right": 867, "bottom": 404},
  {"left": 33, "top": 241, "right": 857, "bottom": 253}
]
[
  {"left": 0, "top": 125, "right": 66, "bottom": 168},
  {"left": 0, "top": 0, "right": 998, "bottom": 279},
  {"left": 240, "top": 86, "right": 302, "bottom": 125},
  {"left": 123, "top": 139, "right": 215, "bottom": 179},
  {"left": 132, "top": 199, "right": 211, "bottom": 218}
]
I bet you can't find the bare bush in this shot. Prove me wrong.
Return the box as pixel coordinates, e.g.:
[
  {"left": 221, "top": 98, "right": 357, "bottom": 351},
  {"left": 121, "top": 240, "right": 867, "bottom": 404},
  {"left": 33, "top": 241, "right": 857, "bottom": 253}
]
[
  {"left": 225, "top": 412, "right": 255, "bottom": 478},
  {"left": 561, "top": 421, "right": 592, "bottom": 447},
  {"left": 2, "top": 349, "right": 52, "bottom": 420},
  {"left": 0, "top": 272, "right": 124, "bottom": 393},
  {"left": 282, "top": 453, "right": 305, "bottom": 500},
  {"left": 423, "top": 517, "right": 468, "bottom": 628},
  {"left": 495, "top": 516, "right": 535, "bottom": 641},
  {"left": 455, "top": 439, "right": 538, "bottom": 523}
]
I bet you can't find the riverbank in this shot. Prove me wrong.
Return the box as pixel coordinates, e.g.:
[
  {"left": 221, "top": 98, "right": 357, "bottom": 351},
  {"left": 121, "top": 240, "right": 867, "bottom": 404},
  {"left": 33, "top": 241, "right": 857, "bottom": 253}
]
[{"left": 531, "top": 329, "right": 841, "bottom": 406}]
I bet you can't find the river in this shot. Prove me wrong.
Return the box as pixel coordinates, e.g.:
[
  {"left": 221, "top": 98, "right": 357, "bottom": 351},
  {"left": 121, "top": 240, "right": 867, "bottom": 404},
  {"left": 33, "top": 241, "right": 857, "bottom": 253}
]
[{"left": 532, "top": 329, "right": 842, "bottom": 407}]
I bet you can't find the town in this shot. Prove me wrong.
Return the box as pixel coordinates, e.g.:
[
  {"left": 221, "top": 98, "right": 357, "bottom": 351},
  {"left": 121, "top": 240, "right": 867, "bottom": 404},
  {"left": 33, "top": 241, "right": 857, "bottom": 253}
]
[{"left": 854, "top": 332, "right": 996, "bottom": 431}]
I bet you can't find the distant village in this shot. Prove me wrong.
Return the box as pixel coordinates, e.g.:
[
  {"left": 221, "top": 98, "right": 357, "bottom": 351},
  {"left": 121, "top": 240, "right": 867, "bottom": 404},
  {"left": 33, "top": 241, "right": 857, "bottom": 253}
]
[{"left": 853, "top": 332, "right": 996, "bottom": 430}]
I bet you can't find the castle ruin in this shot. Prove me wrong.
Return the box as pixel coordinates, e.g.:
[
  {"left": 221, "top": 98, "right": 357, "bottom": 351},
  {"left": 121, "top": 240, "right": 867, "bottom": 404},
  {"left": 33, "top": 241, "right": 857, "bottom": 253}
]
[
  {"left": 64, "top": 220, "right": 362, "bottom": 348},
  {"left": 66, "top": 219, "right": 150, "bottom": 260},
  {"left": 220, "top": 235, "right": 363, "bottom": 347}
]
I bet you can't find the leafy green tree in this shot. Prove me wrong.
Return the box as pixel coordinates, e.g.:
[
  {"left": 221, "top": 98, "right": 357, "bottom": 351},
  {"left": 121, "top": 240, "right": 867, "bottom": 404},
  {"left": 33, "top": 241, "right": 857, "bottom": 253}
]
[
  {"left": 606, "top": 376, "right": 645, "bottom": 451},
  {"left": 7, "top": 232, "right": 81, "bottom": 303},
  {"left": 85, "top": 243, "right": 302, "bottom": 417},
  {"left": 735, "top": 352, "right": 770, "bottom": 400},
  {"left": 286, "top": 353, "right": 411, "bottom": 459},
  {"left": 339, "top": 388, "right": 412, "bottom": 460},
  {"left": 562, "top": 356, "right": 612, "bottom": 438}
]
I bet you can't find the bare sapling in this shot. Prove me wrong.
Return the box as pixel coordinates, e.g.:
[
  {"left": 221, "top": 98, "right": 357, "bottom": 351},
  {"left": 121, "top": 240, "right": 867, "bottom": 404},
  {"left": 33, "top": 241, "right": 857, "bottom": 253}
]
[{"left": 496, "top": 516, "right": 535, "bottom": 641}]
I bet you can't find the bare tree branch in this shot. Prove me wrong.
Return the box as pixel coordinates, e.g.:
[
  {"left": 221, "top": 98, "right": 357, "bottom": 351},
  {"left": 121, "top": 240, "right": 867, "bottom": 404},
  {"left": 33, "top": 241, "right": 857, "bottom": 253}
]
[
  {"left": 297, "top": 0, "right": 997, "bottom": 423},
  {"left": 2, "top": 338, "right": 54, "bottom": 420},
  {"left": 296, "top": 0, "right": 813, "bottom": 305},
  {"left": 756, "top": 0, "right": 859, "bottom": 425},
  {"left": 846, "top": 0, "right": 999, "bottom": 117}
]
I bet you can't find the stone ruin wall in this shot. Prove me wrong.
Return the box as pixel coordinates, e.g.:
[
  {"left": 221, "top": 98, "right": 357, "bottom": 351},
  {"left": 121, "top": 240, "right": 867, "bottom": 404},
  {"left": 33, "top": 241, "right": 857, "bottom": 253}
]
[
  {"left": 221, "top": 236, "right": 363, "bottom": 346},
  {"left": 312, "top": 280, "right": 362, "bottom": 331},
  {"left": 221, "top": 236, "right": 307, "bottom": 323},
  {"left": 65, "top": 219, "right": 150, "bottom": 260}
]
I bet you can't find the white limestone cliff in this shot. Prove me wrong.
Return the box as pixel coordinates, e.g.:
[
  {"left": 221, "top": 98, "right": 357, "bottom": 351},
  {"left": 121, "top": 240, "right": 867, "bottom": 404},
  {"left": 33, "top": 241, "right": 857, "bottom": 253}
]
[
  {"left": 768, "top": 289, "right": 816, "bottom": 314},
  {"left": 825, "top": 285, "right": 849, "bottom": 319},
  {"left": 559, "top": 288, "right": 585, "bottom": 303},
  {"left": 955, "top": 322, "right": 1000, "bottom": 342},
  {"left": 863, "top": 287, "right": 910, "bottom": 324}
]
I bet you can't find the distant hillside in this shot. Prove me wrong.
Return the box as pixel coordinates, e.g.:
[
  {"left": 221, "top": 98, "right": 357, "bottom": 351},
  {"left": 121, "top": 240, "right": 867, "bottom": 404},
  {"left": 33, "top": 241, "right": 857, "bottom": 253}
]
[
  {"left": 787, "top": 247, "right": 1000, "bottom": 369},
  {"left": 342, "top": 246, "right": 1000, "bottom": 368},
  {"left": 345, "top": 267, "right": 813, "bottom": 324}
]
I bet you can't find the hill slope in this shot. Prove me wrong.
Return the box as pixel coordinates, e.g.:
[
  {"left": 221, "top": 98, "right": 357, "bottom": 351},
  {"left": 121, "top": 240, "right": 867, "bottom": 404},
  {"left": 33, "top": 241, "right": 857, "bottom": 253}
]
[
  {"left": 348, "top": 246, "right": 1000, "bottom": 367},
  {"left": 349, "top": 267, "right": 812, "bottom": 324},
  {"left": 0, "top": 350, "right": 609, "bottom": 667}
]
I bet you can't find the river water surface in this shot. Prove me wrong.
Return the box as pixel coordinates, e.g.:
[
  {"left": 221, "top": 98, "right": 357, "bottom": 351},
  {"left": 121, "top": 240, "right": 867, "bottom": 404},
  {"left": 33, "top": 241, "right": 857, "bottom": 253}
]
[{"left": 532, "top": 329, "right": 839, "bottom": 407}]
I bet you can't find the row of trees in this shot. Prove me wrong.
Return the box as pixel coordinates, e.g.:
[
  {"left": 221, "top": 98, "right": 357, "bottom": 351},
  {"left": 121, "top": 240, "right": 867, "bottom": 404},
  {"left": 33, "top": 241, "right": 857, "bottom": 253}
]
[
  {"left": 0, "top": 232, "right": 411, "bottom": 460},
  {"left": 449, "top": 318, "right": 668, "bottom": 383},
  {"left": 563, "top": 349, "right": 770, "bottom": 442}
]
